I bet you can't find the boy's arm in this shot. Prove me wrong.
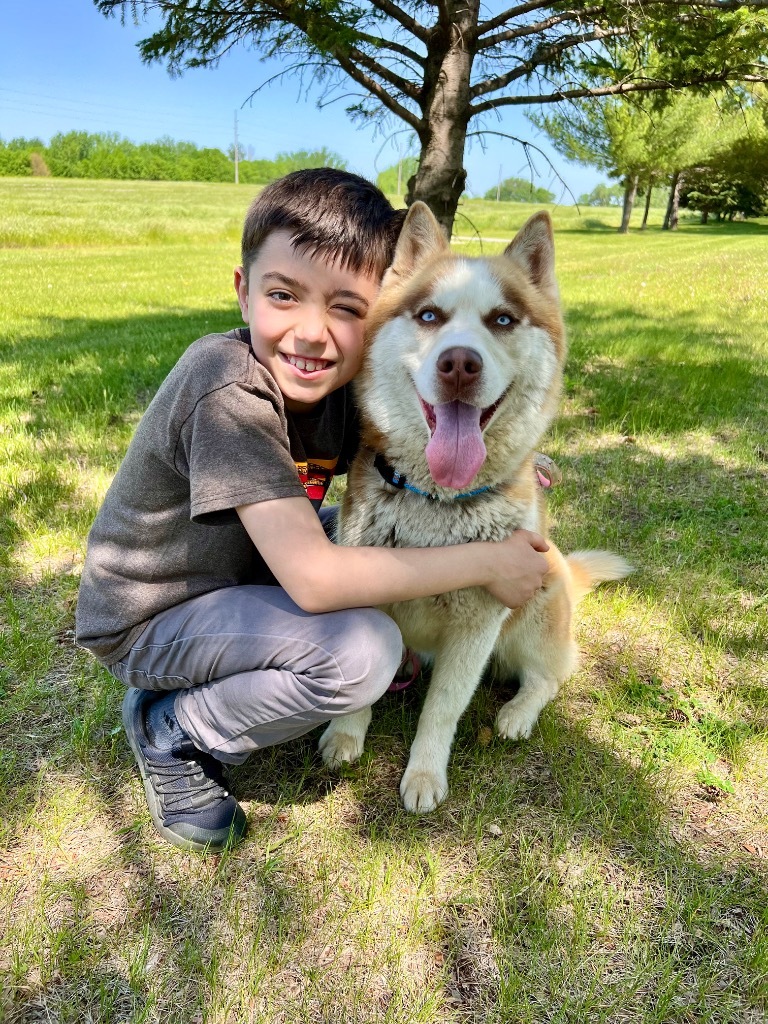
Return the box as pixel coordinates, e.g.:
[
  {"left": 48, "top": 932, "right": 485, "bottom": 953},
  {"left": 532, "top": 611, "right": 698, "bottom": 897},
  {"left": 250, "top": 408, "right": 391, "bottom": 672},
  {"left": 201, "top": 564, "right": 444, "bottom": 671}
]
[{"left": 236, "top": 497, "right": 549, "bottom": 614}]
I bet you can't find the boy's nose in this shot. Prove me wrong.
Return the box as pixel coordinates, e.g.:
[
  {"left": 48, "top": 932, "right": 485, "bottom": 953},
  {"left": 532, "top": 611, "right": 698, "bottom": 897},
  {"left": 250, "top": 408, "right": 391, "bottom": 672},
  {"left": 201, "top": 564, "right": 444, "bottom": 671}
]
[{"left": 295, "top": 312, "right": 327, "bottom": 344}]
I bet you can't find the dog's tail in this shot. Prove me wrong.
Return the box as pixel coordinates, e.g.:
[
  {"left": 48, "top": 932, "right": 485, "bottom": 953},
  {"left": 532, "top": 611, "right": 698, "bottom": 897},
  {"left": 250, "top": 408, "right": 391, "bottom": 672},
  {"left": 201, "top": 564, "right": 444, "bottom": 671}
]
[{"left": 565, "top": 550, "right": 634, "bottom": 604}]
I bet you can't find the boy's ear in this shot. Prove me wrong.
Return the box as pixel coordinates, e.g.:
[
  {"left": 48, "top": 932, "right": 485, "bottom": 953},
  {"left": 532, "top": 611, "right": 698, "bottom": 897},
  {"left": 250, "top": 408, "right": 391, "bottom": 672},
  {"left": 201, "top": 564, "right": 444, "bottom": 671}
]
[
  {"left": 382, "top": 201, "right": 448, "bottom": 287},
  {"left": 503, "top": 212, "right": 557, "bottom": 296},
  {"left": 234, "top": 266, "right": 249, "bottom": 323}
]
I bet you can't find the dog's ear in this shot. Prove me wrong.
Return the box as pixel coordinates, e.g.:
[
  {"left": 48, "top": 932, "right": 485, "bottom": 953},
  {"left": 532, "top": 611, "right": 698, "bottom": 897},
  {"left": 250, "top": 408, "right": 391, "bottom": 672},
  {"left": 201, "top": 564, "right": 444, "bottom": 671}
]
[
  {"left": 504, "top": 212, "right": 557, "bottom": 296},
  {"left": 383, "top": 201, "right": 449, "bottom": 285}
]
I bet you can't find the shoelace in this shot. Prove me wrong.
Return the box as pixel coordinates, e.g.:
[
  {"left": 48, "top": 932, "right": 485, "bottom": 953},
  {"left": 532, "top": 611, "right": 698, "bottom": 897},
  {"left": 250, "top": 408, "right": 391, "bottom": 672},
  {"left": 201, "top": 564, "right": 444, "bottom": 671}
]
[{"left": 144, "top": 748, "right": 229, "bottom": 814}]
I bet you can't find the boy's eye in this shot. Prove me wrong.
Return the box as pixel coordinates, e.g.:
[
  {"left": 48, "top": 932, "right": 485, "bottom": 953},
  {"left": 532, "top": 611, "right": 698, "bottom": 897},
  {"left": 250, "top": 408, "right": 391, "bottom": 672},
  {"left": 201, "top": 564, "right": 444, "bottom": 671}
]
[
  {"left": 269, "top": 290, "right": 294, "bottom": 302},
  {"left": 334, "top": 304, "right": 364, "bottom": 318}
]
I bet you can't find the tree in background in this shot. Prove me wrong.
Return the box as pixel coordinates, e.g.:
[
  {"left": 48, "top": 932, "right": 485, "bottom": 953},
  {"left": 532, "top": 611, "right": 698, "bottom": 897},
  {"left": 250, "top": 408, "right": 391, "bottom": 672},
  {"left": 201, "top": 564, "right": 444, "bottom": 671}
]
[
  {"left": 680, "top": 167, "right": 767, "bottom": 221},
  {"left": 483, "top": 176, "right": 554, "bottom": 203},
  {"left": 236, "top": 146, "right": 347, "bottom": 185},
  {"left": 662, "top": 92, "right": 767, "bottom": 229},
  {"left": 578, "top": 183, "right": 624, "bottom": 207},
  {"left": 95, "top": 0, "right": 768, "bottom": 235},
  {"left": 678, "top": 109, "right": 768, "bottom": 222},
  {"left": 376, "top": 156, "right": 419, "bottom": 198},
  {"left": 532, "top": 89, "right": 758, "bottom": 232}
]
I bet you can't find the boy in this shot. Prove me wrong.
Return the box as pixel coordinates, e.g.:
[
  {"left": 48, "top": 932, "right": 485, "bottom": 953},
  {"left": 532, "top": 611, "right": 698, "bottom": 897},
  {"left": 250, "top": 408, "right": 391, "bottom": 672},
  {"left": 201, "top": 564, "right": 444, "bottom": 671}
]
[{"left": 76, "top": 169, "right": 549, "bottom": 853}]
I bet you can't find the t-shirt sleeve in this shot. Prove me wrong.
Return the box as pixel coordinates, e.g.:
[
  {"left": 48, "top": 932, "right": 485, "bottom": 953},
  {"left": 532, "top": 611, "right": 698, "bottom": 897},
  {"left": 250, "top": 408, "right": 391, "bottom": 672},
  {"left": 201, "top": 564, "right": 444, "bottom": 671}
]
[{"left": 178, "top": 380, "right": 307, "bottom": 523}]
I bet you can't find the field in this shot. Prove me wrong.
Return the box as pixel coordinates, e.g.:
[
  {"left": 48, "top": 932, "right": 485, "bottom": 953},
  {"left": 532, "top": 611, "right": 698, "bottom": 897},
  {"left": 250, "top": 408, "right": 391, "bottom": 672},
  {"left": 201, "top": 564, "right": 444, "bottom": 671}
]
[{"left": 1, "top": 177, "right": 767, "bottom": 1023}]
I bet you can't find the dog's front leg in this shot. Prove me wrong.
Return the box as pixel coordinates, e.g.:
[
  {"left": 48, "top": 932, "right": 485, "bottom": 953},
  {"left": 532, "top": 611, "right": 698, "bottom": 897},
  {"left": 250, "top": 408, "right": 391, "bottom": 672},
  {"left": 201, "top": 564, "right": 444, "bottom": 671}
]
[
  {"left": 318, "top": 706, "right": 373, "bottom": 768},
  {"left": 400, "top": 623, "right": 502, "bottom": 813}
]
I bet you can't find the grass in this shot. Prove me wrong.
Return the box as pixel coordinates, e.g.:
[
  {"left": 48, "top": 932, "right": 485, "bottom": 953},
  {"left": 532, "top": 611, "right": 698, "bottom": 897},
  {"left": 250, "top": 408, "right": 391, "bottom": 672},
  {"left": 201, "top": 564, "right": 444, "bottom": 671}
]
[{"left": 1, "top": 177, "right": 767, "bottom": 1023}]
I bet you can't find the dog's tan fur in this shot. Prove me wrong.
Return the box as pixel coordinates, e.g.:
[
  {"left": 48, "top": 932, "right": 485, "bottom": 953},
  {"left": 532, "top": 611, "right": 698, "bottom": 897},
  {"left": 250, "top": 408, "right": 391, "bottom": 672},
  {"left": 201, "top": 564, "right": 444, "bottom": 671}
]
[{"left": 318, "top": 203, "right": 631, "bottom": 812}]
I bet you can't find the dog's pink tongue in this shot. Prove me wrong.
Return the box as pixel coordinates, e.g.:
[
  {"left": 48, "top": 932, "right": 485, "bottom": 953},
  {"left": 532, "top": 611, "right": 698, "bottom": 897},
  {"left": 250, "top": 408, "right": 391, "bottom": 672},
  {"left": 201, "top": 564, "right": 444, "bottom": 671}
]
[{"left": 425, "top": 401, "right": 487, "bottom": 489}]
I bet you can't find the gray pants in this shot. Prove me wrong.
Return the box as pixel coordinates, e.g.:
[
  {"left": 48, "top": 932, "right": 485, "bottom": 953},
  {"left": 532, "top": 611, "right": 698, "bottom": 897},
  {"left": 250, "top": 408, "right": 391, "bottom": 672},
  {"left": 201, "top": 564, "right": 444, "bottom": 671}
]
[{"left": 110, "top": 564, "right": 402, "bottom": 765}]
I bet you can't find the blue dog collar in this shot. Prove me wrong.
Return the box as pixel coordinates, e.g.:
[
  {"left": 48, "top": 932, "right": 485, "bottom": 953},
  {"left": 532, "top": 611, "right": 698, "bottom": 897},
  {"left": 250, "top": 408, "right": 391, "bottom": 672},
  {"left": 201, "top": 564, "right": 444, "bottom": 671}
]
[{"left": 373, "top": 454, "right": 494, "bottom": 501}]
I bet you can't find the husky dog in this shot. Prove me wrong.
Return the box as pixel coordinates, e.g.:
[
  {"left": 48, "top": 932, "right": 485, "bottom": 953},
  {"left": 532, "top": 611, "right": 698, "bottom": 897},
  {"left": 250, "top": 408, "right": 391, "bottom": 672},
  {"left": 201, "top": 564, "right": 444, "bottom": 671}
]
[{"left": 318, "top": 202, "right": 631, "bottom": 813}]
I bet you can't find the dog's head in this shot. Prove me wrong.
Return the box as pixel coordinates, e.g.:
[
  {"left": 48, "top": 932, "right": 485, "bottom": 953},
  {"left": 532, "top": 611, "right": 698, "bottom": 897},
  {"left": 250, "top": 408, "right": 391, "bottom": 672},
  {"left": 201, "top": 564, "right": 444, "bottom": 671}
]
[{"left": 357, "top": 202, "right": 566, "bottom": 491}]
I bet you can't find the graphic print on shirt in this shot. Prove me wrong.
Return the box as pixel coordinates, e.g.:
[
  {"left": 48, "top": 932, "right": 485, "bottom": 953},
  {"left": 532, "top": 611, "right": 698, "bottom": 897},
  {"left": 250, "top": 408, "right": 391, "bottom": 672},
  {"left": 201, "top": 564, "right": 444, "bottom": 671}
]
[{"left": 295, "top": 457, "right": 338, "bottom": 508}]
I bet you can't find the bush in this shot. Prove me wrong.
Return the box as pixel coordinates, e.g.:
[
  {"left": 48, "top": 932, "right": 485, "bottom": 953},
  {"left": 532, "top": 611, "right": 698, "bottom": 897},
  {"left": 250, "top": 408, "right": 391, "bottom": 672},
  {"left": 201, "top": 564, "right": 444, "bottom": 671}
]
[
  {"left": 483, "top": 175, "right": 555, "bottom": 203},
  {"left": 377, "top": 156, "right": 419, "bottom": 196},
  {"left": 0, "top": 132, "right": 349, "bottom": 185},
  {"left": 0, "top": 137, "right": 47, "bottom": 177},
  {"left": 578, "top": 183, "right": 624, "bottom": 207},
  {"left": 29, "top": 152, "right": 50, "bottom": 177}
]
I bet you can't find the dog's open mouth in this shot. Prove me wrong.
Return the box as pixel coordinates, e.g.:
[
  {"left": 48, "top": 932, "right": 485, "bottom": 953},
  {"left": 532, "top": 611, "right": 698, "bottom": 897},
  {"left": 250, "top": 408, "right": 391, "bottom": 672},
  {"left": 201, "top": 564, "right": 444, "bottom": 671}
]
[{"left": 418, "top": 390, "right": 508, "bottom": 490}]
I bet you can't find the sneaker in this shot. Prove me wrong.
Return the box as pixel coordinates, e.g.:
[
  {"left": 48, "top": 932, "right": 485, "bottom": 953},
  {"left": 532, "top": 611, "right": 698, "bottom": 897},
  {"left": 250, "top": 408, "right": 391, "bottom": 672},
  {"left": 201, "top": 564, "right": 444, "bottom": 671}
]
[{"left": 122, "top": 688, "right": 247, "bottom": 853}]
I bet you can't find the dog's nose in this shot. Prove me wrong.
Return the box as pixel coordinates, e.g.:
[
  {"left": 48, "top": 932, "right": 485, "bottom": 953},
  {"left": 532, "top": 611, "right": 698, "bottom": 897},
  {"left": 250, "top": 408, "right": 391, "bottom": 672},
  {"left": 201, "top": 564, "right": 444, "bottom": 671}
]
[{"left": 436, "top": 347, "right": 483, "bottom": 393}]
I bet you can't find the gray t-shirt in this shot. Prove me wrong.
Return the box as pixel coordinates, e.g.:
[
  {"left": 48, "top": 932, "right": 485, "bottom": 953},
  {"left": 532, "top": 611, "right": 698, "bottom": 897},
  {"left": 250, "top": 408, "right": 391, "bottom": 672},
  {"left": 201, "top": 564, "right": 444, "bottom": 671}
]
[{"left": 75, "top": 328, "right": 358, "bottom": 665}]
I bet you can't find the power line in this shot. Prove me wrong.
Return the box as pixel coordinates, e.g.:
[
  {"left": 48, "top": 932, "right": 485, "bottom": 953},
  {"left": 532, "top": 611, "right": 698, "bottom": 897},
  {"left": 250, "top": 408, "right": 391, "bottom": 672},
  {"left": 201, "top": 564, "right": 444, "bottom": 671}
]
[{"left": 0, "top": 87, "right": 230, "bottom": 130}]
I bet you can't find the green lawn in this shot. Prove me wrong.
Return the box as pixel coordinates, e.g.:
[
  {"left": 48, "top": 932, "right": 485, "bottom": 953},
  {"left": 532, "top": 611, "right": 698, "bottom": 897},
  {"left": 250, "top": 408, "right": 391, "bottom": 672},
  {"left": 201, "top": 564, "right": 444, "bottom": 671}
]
[{"left": 1, "top": 177, "right": 767, "bottom": 1024}]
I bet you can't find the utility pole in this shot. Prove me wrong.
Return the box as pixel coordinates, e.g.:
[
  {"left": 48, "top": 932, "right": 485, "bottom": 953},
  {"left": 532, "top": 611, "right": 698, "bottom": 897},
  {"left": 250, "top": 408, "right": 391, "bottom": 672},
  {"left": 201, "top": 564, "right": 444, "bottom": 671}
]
[{"left": 233, "top": 111, "right": 240, "bottom": 185}]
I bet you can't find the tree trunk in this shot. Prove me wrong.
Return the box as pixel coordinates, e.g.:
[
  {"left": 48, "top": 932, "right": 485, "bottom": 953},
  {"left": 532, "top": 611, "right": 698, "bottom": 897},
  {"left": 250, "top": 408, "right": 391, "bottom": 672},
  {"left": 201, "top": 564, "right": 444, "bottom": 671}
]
[
  {"left": 618, "top": 175, "right": 638, "bottom": 234},
  {"left": 406, "top": 0, "right": 479, "bottom": 237},
  {"left": 701, "top": 210, "right": 709, "bottom": 225},
  {"left": 663, "top": 171, "right": 681, "bottom": 230},
  {"left": 640, "top": 186, "right": 652, "bottom": 230}
]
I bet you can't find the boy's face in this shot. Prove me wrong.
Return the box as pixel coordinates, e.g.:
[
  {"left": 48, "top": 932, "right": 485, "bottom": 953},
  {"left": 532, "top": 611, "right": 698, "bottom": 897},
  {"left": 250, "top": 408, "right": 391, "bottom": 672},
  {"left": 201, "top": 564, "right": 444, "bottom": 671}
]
[{"left": 234, "top": 230, "right": 381, "bottom": 413}]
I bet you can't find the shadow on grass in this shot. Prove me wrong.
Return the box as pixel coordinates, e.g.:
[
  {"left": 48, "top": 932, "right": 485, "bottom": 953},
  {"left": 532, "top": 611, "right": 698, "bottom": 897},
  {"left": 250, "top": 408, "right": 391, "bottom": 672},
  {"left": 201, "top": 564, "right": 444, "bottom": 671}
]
[
  {"left": 563, "top": 303, "right": 768, "bottom": 439},
  {"left": 557, "top": 217, "right": 768, "bottom": 237},
  {"left": 3, "top": 634, "right": 767, "bottom": 1020}
]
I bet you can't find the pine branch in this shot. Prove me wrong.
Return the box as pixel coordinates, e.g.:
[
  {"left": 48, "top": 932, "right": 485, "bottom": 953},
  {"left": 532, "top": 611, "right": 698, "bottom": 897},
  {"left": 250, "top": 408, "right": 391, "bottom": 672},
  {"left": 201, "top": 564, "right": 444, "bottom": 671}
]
[
  {"left": 470, "top": 73, "right": 750, "bottom": 115},
  {"left": 345, "top": 45, "right": 422, "bottom": 100},
  {"left": 477, "top": 7, "right": 608, "bottom": 52},
  {"left": 332, "top": 50, "right": 424, "bottom": 130},
  {"left": 353, "top": 31, "right": 425, "bottom": 68},
  {"left": 369, "top": 0, "right": 430, "bottom": 42},
  {"left": 471, "top": 26, "right": 628, "bottom": 99},
  {"left": 473, "top": 25, "right": 626, "bottom": 98},
  {"left": 476, "top": 0, "right": 559, "bottom": 37}
]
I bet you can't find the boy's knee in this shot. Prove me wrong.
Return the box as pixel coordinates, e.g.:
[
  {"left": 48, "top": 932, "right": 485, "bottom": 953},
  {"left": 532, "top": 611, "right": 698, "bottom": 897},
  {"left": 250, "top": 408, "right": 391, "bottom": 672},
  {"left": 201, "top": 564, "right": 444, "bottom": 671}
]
[{"left": 340, "top": 608, "right": 402, "bottom": 703}]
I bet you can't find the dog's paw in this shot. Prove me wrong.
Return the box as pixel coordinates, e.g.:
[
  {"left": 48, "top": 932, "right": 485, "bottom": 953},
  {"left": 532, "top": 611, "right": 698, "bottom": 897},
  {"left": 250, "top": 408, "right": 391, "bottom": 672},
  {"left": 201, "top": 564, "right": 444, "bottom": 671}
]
[
  {"left": 318, "top": 728, "right": 364, "bottom": 768},
  {"left": 400, "top": 767, "right": 448, "bottom": 813},
  {"left": 495, "top": 699, "right": 539, "bottom": 741}
]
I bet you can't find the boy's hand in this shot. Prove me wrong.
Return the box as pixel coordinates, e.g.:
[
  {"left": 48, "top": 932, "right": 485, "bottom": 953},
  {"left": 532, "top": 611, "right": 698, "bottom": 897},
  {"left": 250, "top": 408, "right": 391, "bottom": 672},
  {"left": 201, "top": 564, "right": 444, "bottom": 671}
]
[{"left": 482, "top": 530, "right": 550, "bottom": 609}]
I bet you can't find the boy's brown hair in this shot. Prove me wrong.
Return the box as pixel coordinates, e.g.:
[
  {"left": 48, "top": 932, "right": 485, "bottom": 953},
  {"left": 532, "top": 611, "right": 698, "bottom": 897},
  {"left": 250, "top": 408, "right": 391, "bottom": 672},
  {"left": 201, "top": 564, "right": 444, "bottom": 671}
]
[{"left": 241, "top": 167, "right": 406, "bottom": 283}]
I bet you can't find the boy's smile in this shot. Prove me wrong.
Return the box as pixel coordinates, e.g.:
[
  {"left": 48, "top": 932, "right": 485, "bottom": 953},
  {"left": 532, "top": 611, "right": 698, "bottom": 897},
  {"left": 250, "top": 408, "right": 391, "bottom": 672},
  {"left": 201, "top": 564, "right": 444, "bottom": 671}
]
[{"left": 234, "top": 231, "right": 381, "bottom": 413}]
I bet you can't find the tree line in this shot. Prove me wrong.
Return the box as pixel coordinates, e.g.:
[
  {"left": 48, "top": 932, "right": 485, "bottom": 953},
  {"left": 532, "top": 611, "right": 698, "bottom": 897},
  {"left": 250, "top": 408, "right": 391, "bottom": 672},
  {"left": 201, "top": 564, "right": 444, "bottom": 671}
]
[
  {"left": 534, "top": 86, "right": 768, "bottom": 231},
  {"left": 0, "top": 131, "right": 349, "bottom": 186}
]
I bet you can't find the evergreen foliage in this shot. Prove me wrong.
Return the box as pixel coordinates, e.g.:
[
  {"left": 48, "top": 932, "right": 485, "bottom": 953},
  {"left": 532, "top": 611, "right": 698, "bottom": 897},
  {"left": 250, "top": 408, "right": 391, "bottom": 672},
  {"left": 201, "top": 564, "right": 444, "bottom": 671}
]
[{"left": 680, "top": 168, "right": 768, "bottom": 220}]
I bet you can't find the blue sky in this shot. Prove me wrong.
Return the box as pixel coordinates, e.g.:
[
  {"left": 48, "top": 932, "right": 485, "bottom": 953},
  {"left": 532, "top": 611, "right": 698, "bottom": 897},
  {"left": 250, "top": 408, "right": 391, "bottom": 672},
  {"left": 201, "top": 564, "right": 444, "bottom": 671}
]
[{"left": 1, "top": 1, "right": 602, "bottom": 200}]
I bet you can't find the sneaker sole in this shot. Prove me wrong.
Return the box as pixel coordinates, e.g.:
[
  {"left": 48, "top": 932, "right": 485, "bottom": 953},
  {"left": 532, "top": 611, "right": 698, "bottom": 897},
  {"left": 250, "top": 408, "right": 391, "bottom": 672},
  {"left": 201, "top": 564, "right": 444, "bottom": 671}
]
[{"left": 122, "top": 688, "right": 247, "bottom": 854}]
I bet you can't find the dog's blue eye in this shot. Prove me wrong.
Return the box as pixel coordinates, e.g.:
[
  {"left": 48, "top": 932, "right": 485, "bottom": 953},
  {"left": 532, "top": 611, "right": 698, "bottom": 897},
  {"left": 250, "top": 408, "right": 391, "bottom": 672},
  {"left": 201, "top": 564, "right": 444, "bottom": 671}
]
[
  {"left": 419, "top": 310, "right": 437, "bottom": 323},
  {"left": 496, "top": 314, "right": 513, "bottom": 326}
]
